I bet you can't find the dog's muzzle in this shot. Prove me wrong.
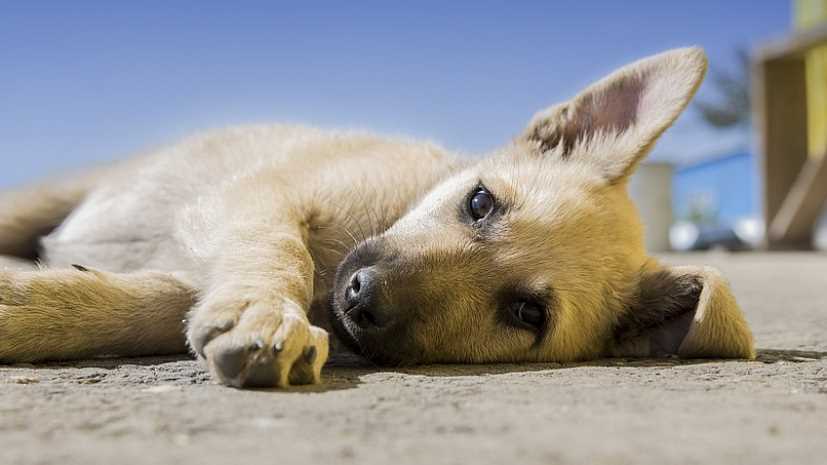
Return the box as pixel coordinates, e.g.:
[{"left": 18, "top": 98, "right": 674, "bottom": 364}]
[{"left": 329, "top": 239, "right": 416, "bottom": 365}]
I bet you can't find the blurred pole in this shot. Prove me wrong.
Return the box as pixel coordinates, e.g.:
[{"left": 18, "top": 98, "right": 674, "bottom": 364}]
[
  {"left": 629, "top": 162, "right": 673, "bottom": 252},
  {"left": 816, "top": 209, "right": 827, "bottom": 251}
]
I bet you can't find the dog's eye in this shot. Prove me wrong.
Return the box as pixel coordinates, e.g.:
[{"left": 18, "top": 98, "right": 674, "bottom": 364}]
[
  {"left": 509, "top": 301, "right": 545, "bottom": 330},
  {"left": 469, "top": 188, "right": 494, "bottom": 221}
]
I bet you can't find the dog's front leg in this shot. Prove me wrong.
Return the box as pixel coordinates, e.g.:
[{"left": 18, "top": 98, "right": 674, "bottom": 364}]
[{"left": 186, "top": 179, "right": 329, "bottom": 388}]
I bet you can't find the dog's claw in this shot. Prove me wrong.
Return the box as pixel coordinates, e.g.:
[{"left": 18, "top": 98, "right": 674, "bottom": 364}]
[{"left": 273, "top": 341, "right": 283, "bottom": 354}]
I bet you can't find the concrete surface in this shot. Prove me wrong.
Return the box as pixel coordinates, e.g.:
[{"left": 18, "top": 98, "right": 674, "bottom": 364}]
[{"left": 1, "top": 252, "right": 826, "bottom": 465}]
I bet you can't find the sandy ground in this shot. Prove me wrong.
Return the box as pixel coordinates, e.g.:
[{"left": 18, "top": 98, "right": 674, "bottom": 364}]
[{"left": 1, "top": 252, "right": 826, "bottom": 465}]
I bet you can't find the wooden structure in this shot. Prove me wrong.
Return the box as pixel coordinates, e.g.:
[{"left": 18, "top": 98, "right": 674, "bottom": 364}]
[{"left": 754, "top": 21, "right": 827, "bottom": 249}]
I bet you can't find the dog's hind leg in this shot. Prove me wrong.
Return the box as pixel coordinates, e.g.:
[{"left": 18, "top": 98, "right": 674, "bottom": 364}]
[
  {"left": 0, "top": 170, "right": 105, "bottom": 260},
  {"left": 0, "top": 267, "right": 196, "bottom": 362}
]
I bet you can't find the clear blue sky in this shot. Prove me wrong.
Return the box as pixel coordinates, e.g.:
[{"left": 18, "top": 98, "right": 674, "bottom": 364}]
[{"left": 0, "top": 1, "right": 790, "bottom": 188}]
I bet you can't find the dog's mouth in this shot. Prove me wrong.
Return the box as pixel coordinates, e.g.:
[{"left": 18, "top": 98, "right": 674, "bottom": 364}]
[{"left": 326, "top": 294, "right": 364, "bottom": 355}]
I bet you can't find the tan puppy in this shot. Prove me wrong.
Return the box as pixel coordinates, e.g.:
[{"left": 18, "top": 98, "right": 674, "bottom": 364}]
[{"left": 0, "top": 48, "right": 754, "bottom": 388}]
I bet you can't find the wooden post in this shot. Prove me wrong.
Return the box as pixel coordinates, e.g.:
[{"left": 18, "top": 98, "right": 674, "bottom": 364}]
[{"left": 753, "top": 23, "right": 827, "bottom": 249}]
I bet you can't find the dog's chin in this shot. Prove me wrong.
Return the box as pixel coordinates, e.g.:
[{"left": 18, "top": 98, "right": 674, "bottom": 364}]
[
  {"left": 327, "top": 300, "right": 412, "bottom": 366},
  {"left": 327, "top": 300, "right": 363, "bottom": 355}
]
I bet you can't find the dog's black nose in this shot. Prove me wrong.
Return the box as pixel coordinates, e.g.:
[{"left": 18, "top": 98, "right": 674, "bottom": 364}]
[{"left": 344, "top": 267, "right": 388, "bottom": 328}]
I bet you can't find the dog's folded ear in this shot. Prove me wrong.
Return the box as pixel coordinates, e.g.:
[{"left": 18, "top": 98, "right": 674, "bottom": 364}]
[
  {"left": 610, "top": 265, "right": 755, "bottom": 359},
  {"left": 521, "top": 47, "right": 707, "bottom": 183}
]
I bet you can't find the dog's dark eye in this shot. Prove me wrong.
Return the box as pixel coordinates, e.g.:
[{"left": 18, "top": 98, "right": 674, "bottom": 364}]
[
  {"left": 469, "top": 189, "right": 494, "bottom": 221},
  {"left": 509, "top": 301, "right": 545, "bottom": 330}
]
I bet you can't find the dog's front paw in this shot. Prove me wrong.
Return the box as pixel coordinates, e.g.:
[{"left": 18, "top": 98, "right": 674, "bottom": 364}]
[{"left": 187, "top": 297, "right": 328, "bottom": 388}]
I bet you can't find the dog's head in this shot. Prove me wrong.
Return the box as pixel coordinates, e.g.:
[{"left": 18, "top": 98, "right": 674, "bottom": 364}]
[{"left": 330, "top": 48, "right": 754, "bottom": 365}]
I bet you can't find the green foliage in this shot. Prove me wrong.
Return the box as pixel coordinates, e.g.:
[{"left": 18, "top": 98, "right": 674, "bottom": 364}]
[{"left": 694, "top": 48, "right": 751, "bottom": 129}]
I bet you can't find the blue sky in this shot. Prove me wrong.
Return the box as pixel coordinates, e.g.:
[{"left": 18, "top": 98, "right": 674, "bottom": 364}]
[{"left": 0, "top": 1, "right": 790, "bottom": 188}]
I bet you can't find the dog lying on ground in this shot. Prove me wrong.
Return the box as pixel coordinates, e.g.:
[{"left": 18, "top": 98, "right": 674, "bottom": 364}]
[{"left": 0, "top": 48, "right": 755, "bottom": 388}]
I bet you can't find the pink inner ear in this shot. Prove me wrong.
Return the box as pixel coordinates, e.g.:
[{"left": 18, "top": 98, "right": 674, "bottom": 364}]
[
  {"left": 524, "top": 48, "right": 708, "bottom": 181},
  {"left": 556, "top": 71, "right": 648, "bottom": 157},
  {"left": 578, "top": 72, "right": 646, "bottom": 135},
  {"left": 612, "top": 304, "right": 698, "bottom": 359},
  {"left": 647, "top": 309, "right": 695, "bottom": 357},
  {"left": 611, "top": 269, "right": 703, "bottom": 358}
]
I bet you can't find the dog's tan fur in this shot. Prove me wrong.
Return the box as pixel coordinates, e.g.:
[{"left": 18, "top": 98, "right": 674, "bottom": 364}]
[{"left": 0, "top": 48, "right": 754, "bottom": 388}]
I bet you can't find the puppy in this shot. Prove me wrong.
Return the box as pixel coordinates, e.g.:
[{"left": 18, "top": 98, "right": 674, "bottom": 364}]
[{"left": 0, "top": 48, "right": 754, "bottom": 388}]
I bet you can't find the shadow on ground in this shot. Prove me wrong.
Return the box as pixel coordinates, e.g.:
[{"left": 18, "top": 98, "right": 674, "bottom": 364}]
[{"left": 4, "top": 348, "right": 824, "bottom": 394}]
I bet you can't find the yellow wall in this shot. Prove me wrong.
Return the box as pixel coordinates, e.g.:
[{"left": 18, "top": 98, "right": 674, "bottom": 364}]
[{"left": 795, "top": 0, "right": 827, "bottom": 158}]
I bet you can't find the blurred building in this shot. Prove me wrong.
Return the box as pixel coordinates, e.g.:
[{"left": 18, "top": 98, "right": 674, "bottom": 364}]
[
  {"left": 667, "top": 152, "right": 762, "bottom": 251},
  {"left": 752, "top": 0, "right": 827, "bottom": 249},
  {"left": 797, "top": 0, "right": 827, "bottom": 250},
  {"left": 668, "top": 0, "right": 827, "bottom": 251},
  {"left": 673, "top": 151, "right": 758, "bottom": 228},
  {"left": 796, "top": 0, "right": 827, "bottom": 157}
]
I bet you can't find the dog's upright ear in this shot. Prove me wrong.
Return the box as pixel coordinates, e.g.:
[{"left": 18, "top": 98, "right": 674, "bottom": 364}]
[
  {"left": 521, "top": 47, "right": 707, "bottom": 183},
  {"left": 610, "top": 264, "right": 755, "bottom": 359}
]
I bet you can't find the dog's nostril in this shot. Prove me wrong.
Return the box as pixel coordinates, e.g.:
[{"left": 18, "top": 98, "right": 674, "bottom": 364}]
[
  {"left": 346, "top": 272, "right": 362, "bottom": 304},
  {"left": 345, "top": 268, "right": 374, "bottom": 306},
  {"left": 342, "top": 267, "right": 389, "bottom": 328}
]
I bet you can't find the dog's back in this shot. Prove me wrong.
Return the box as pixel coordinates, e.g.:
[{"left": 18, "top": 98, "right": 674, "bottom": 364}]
[{"left": 4, "top": 125, "right": 458, "bottom": 278}]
